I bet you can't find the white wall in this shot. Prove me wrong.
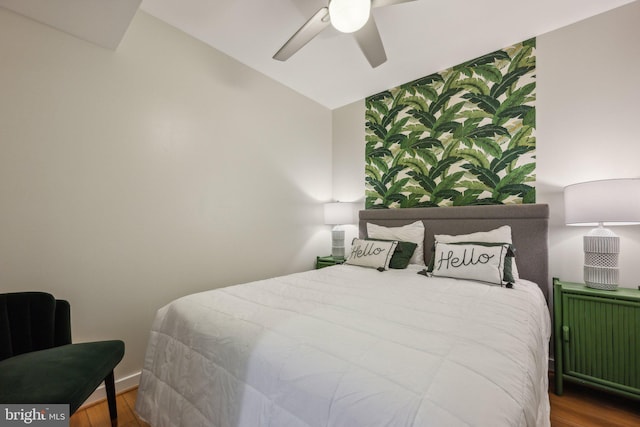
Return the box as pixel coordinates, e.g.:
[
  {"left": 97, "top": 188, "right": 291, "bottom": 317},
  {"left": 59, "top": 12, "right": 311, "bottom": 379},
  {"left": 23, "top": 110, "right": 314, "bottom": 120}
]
[
  {"left": 0, "top": 9, "right": 333, "bottom": 384},
  {"left": 537, "top": 1, "right": 640, "bottom": 290},
  {"left": 331, "top": 104, "right": 366, "bottom": 249},
  {"left": 332, "top": 1, "right": 640, "bottom": 293}
]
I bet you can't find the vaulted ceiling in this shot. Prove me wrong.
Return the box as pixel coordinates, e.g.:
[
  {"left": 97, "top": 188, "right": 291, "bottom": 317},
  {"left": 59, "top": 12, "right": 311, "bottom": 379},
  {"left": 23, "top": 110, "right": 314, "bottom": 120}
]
[{"left": 2, "top": 0, "right": 637, "bottom": 109}]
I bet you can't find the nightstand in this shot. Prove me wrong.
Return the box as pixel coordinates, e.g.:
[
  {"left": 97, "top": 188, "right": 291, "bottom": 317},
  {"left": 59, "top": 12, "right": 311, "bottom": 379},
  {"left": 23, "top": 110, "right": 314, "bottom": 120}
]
[
  {"left": 315, "top": 255, "right": 345, "bottom": 269},
  {"left": 553, "top": 278, "right": 640, "bottom": 400}
]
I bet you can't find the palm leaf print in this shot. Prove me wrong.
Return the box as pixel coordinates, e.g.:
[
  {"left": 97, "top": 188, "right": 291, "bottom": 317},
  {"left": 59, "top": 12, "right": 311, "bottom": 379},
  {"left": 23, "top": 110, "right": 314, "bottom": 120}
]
[{"left": 365, "top": 39, "right": 536, "bottom": 208}]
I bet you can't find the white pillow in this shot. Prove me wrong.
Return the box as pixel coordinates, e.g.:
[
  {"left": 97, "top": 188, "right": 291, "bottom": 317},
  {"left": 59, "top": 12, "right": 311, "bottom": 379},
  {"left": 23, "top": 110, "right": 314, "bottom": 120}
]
[
  {"left": 367, "top": 221, "right": 425, "bottom": 266},
  {"left": 434, "top": 225, "right": 519, "bottom": 279},
  {"left": 346, "top": 239, "right": 398, "bottom": 270},
  {"left": 434, "top": 225, "right": 513, "bottom": 244},
  {"left": 431, "top": 242, "right": 509, "bottom": 285}
]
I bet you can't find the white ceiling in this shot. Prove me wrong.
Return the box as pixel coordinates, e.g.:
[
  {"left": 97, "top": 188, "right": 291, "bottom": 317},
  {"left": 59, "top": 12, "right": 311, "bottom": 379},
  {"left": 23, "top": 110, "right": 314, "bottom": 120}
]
[
  {"left": 0, "top": 0, "right": 141, "bottom": 49},
  {"left": 139, "top": 0, "right": 637, "bottom": 109},
  {"left": 2, "top": 0, "right": 636, "bottom": 109}
]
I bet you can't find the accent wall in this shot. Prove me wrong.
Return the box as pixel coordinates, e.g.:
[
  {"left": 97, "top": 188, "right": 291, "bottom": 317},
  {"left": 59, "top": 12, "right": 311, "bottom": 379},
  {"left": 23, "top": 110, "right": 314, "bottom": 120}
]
[
  {"left": 365, "top": 39, "right": 536, "bottom": 208},
  {"left": 334, "top": 1, "right": 640, "bottom": 290}
]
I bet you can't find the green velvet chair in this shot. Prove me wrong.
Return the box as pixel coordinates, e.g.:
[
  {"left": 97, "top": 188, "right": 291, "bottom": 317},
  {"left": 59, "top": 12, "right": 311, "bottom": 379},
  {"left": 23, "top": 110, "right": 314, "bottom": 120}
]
[{"left": 0, "top": 292, "right": 125, "bottom": 425}]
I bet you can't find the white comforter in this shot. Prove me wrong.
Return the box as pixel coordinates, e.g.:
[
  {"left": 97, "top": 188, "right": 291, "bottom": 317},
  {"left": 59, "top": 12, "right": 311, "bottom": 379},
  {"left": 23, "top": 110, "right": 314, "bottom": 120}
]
[{"left": 136, "top": 264, "right": 551, "bottom": 427}]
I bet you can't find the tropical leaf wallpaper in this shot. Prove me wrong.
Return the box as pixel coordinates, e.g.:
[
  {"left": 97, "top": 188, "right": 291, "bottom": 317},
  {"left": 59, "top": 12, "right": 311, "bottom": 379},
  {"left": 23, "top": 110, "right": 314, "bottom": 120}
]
[{"left": 365, "top": 38, "right": 536, "bottom": 209}]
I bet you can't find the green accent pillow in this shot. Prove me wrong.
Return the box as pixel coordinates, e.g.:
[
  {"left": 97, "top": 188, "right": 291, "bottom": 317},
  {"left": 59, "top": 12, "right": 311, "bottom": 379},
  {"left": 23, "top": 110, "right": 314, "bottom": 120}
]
[{"left": 369, "top": 239, "right": 418, "bottom": 269}]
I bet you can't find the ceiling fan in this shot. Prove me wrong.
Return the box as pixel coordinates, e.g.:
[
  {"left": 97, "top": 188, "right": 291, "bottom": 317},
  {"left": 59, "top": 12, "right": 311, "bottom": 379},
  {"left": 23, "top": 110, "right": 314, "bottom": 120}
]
[{"left": 273, "top": 0, "right": 417, "bottom": 68}]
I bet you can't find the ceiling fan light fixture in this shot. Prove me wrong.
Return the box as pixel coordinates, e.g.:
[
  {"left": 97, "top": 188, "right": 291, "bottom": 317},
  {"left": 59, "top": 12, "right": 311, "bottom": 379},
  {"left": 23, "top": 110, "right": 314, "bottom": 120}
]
[
  {"left": 329, "top": 0, "right": 371, "bottom": 33},
  {"left": 274, "top": 0, "right": 415, "bottom": 67}
]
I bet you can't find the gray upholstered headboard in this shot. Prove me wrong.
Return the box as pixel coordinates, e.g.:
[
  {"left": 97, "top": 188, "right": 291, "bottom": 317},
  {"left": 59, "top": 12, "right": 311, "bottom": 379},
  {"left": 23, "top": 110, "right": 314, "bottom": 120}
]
[{"left": 359, "top": 204, "right": 550, "bottom": 301}]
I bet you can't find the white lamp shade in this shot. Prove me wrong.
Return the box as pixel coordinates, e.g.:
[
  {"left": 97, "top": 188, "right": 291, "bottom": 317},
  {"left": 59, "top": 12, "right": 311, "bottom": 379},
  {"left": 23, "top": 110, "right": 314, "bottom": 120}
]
[
  {"left": 324, "top": 202, "right": 354, "bottom": 225},
  {"left": 564, "top": 179, "right": 640, "bottom": 226},
  {"left": 329, "top": 0, "right": 371, "bottom": 33}
]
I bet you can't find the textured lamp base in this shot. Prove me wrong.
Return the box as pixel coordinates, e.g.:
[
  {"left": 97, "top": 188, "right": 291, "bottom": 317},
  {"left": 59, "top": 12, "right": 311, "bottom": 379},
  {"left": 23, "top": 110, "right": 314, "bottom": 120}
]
[
  {"left": 583, "top": 230, "right": 619, "bottom": 290},
  {"left": 584, "top": 266, "right": 619, "bottom": 290},
  {"left": 331, "top": 229, "right": 346, "bottom": 260}
]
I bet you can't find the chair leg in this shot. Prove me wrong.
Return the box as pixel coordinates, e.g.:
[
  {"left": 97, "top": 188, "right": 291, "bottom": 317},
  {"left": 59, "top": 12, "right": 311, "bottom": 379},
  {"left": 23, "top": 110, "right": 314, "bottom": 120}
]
[{"left": 105, "top": 370, "right": 118, "bottom": 426}]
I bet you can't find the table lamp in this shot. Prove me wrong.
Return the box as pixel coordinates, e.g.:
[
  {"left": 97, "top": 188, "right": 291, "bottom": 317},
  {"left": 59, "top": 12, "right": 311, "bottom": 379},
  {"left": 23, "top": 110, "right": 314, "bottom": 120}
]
[
  {"left": 564, "top": 178, "right": 640, "bottom": 290},
  {"left": 324, "top": 202, "right": 354, "bottom": 259}
]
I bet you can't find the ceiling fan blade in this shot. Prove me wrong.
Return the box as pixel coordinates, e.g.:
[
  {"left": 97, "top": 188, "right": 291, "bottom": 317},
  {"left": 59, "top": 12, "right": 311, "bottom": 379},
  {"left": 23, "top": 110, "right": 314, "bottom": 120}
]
[
  {"left": 354, "top": 16, "right": 387, "bottom": 68},
  {"left": 273, "top": 7, "right": 330, "bottom": 61},
  {"left": 371, "top": 0, "right": 417, "bottom": 8}
]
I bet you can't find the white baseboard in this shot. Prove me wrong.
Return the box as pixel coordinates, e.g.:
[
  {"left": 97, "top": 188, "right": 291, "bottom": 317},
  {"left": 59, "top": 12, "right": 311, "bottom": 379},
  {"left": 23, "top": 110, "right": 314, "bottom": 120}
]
[{"left": 79, "top": 371, "right": 141, "bottom": 409}]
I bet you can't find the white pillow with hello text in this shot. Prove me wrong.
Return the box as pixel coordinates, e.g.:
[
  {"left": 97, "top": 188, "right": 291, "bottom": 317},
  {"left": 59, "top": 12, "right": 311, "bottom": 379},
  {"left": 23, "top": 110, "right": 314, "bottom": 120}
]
[
  {"left": 434, "top": 225, "right": 519, "bottom": 279},
  {"left": 431, "top": 242, "right": 508, "bottom": 285},
  {"left": 346, "top": 239, "right": 398, "bottom": 270}
]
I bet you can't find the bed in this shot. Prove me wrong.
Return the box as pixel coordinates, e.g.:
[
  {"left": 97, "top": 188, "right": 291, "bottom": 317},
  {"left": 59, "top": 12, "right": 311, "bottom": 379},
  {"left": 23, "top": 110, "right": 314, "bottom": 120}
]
[{"left": 136, "top": 204, "right": 551, "bottom": 427}]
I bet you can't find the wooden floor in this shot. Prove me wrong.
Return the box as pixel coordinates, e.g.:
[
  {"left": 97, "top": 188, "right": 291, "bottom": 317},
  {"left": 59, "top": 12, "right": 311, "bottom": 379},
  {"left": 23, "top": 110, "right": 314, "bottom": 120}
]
[
  {"left": 70, "top": 388, "right": 149, "bottom": 427},
  {"left": 73, "top": 380, "right": 640, "bottom": 427},
  {"left": 548, "top": 377, "right": 640, "bottom": 427}
]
